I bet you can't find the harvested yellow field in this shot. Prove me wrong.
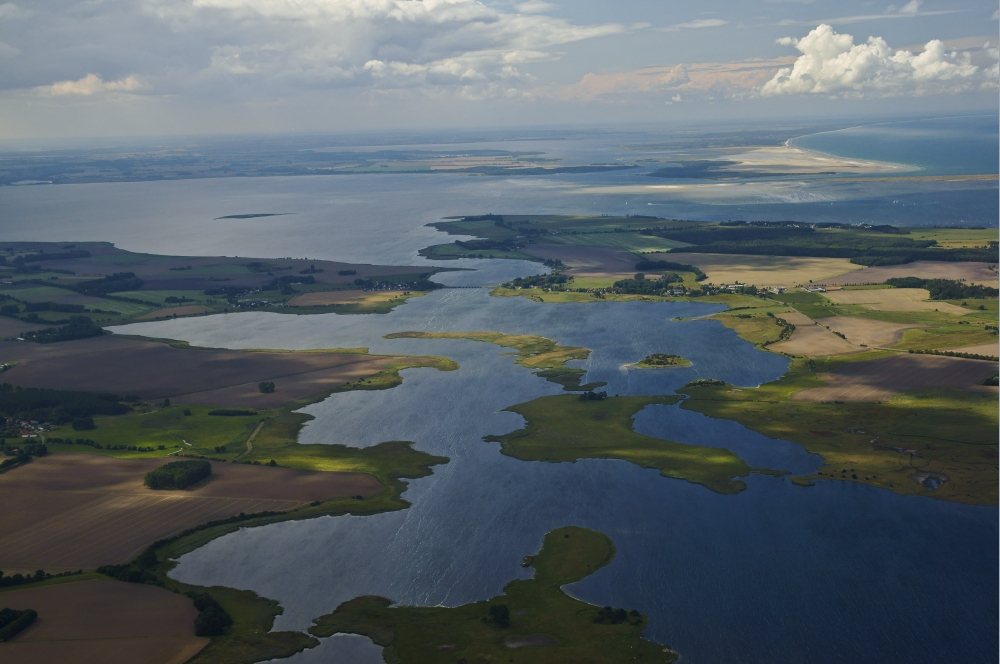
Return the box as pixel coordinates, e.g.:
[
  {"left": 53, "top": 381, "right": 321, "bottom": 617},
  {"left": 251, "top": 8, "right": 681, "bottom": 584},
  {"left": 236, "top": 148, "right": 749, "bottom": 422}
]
[
  {"left": 945, "top": 342, "right": 999, "bottom": 357},
  {"left": 821, "top": 288, "right": 969, "bottom": 314},
  {"left": 644, "top": 253, "right": 862, "bottom": 288},
  {"left": 769, "top": 311, "right": 861, "bottom": 357},
  {"left": 288, "top": 290, "right": 406, "bottom": 306},
  {"left": 819, "top": 261, "right": 998, "bottom": 287},
  {"left": 815, "top": 316, "right": 927, "bottom": 348}
]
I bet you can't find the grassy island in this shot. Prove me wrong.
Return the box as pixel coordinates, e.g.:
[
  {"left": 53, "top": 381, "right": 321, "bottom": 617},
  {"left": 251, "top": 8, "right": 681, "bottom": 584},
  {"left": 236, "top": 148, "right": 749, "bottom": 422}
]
[
  {"left": 385, "top": 331, "right": 606, "bottom": 391},
  {"left": 634, "top": 354, "right": 692, "bottom": 368},
  {"left": 485, "top": 394, "right": 779, "bottom": 494},
  {"left": 679, "top": 360, "right": 999, "bottom": 505},
  {"left": 309, "top": 526, "right": 677, "bottom": 664}
]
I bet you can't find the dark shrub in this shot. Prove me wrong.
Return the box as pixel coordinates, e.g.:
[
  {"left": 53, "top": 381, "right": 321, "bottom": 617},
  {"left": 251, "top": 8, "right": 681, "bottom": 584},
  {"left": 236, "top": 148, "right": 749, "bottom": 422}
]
[
  {"left": 144, "top": 460, "right": 211, "bottom": 490},
  {"left": 71, "top": 417, "right": 95, "bottom": 430}
]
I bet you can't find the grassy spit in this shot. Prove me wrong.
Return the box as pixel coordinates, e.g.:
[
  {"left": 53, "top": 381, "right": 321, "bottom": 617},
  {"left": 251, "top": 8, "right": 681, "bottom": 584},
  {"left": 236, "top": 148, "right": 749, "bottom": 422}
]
[
  {"left": 485, "top": 394, "right": 783, "bottom": 494},
  {"left": 309, "top": 526, "right": 678, "bottom": 664}
]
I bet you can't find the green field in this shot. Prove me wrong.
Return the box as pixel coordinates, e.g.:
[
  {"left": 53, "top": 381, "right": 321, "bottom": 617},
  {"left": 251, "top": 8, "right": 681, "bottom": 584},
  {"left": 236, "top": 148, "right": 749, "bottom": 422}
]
[
  {"left": 309, "top": 526, "right": 677, "bottom": 664},
  {"left": 486, "top": 394, "right": 779, "bottom": 494},
  {"left": 679, "top": 360, "right": 998, "bottom": 505}
]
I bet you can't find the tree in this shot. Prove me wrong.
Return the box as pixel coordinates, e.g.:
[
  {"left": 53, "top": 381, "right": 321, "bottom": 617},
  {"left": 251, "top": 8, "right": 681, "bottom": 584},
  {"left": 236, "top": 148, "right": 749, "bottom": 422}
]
[
  {"left": 488, "top": 604, "right": 510, "bottom": 627},
  {"left": 258, "top": 381, "right": 275, "bottom": 394},
  {"left": 71, "top": 417, "right": 95, "bottom": 430}
]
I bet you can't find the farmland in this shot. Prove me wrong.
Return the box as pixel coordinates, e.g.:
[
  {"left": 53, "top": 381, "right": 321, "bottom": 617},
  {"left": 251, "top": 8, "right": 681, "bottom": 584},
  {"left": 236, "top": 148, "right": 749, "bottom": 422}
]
[
  {"left": 818, "top": 260, "right": 998, "bottom": 287},
  {"left": 642, "top": 252, "right": 862, "bottom": 287},
  {"left": 0, "top": 454, "right": 384, "bottom": 571},
  {"left": 820, "top": 288, "right": 970, "bottom": 314},
  {"left": 0, "top": 334, "right": 455, "bottom": 407},
  {"left": 768, "top": 311, "right": 860, "bottom": 357},
  {"left": 0, "top": 578, "right": 207, "bottom": 664},
  {"left": 679, "top": 361, "right": 998, "bottom": 505},
  {"left": 790, "top": 354, "right": 998, "bottom": 402}
]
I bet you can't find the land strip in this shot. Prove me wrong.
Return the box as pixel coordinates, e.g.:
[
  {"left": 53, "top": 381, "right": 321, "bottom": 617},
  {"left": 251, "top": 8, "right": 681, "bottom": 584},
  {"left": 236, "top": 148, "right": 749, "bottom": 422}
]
[
  {"left": 309, "top": 526, "right": 677, "bottom": 664},
  {"left": 0, "top": 241, "right": 443, "bottom": 328},
  {"left": 485, "top": 394, "right": 780, "bottom": 494}
]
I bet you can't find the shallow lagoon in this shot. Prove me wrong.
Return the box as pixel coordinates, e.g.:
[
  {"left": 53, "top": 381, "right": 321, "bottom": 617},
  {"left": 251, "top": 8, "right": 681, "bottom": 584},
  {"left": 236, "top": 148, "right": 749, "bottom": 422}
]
[{"left": 115, "top": 290, "right": 999, "bottom": 664}]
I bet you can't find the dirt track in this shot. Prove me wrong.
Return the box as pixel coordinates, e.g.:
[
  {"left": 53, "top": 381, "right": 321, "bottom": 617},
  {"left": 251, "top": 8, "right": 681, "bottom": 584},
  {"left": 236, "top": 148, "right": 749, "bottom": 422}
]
[
  {"left": 0, "top": 579, "right": 206, "bottom": 664},
  {"left": 0, "top": 454, "right": 382, "bottom": 571},
  {"left": 791, "top": 354, "right": 999, "bottom": 402},
  {"left": 0, "top": 335, "right": 399, "bottom": 407}
]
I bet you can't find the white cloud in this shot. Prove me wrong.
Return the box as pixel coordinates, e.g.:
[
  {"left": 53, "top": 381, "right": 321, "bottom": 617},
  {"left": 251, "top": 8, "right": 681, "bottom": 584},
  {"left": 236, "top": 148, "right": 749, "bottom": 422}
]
[
  {"left": 137, "top": 0, "right": 627, "bottom": 97},
  {"left": 0, "top": 3, "right": 31, "bottom": 19},
  {"left": 777, "top": 3, "right": 961, "bottom": 26},
  {"left": 36, "top": 73, "right": 147, "bottom": 96},
  {"left": 761, "top": 24, "right": 991, "bottom": 97},
  {"left": 514, "top": 1, "right": 557, "bottom": 14},
  {"left": 0, "top": 41, "right": 20, "bottom": 57},
  {"left": 993, "top": 9, "right": 999, "bottom": 20},
  {"left": 661, "top": 18, "right": 727, "bottom": 32}
]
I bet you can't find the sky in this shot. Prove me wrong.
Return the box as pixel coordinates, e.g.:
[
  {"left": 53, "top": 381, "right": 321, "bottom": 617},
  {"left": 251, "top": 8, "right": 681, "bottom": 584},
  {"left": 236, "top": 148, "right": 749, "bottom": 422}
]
[{"left": 0, "top": 0, "right": 997, "bottom": 139}]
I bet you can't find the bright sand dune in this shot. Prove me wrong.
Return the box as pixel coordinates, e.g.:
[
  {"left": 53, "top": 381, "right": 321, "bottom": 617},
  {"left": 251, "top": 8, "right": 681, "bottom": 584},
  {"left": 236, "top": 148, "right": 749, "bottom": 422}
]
[
  {"left": 770, "top": 311, "right": 860, "bottom": 357},
  {"left": 815, "top": 316, "right": 927, "bottom": 348},
  {"left": 821, "top": 289, "right": 969, "bottom": 315},
  {"left": 643, "top": 253, "right": 862, "bottom": 288}
]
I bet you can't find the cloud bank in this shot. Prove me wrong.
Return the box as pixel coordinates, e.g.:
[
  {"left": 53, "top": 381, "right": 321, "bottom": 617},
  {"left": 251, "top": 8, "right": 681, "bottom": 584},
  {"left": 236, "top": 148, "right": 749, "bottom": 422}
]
[{"left": 761, "top": 24, "right": 995, "bottom": 97}]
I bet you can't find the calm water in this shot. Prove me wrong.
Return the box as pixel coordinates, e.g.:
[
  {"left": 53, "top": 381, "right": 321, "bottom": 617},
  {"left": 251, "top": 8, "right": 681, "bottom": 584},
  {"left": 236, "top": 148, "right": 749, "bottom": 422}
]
[{"left": 113, "top": 290, "right": 998, "bottom": 664}]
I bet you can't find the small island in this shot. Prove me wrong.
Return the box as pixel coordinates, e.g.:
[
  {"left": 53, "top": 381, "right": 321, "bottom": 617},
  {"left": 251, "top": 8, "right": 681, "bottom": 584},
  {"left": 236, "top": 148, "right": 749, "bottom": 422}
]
[{"left": 634, "top": 354, "right": 692, "bottom": 369}]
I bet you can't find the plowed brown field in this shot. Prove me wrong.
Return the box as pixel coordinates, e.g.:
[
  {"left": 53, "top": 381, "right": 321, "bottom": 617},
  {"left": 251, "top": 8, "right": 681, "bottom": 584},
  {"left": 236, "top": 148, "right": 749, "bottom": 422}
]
[
  {"left": 0, "top": 335, "right": 400, "bottom": 407},
  {"left": 0, "top": 579, "right": 206, "bottom": 664},
  {"left": 0, "top": 454, "right": 382, "bottom": 571},
  {"left": 791, "top": 354, "right": 999, "bottom": 402}
]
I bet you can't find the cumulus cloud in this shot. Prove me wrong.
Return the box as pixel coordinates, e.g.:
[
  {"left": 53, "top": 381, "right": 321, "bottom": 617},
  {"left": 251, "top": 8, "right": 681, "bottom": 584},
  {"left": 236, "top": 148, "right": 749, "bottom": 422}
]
[
  {"left": 36, "top": 74, "right": 146, "bottom": 96},
  {"left": 136, "top": 0, "right": 626, "bottom": 97},
  {"left": 660, "top": 18, "right": 727, "bottom": 32},
  {"left": 761, "top": 24, "right": 991, "bottom": 97}
]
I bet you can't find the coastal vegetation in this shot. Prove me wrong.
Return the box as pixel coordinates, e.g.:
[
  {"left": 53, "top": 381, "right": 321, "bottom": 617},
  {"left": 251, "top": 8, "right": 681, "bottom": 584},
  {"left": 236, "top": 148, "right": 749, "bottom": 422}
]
[
  {"left": 385, "top": 331, "right": 606, "bottom": 391},
  {"left": 309, "top": 526, "right": 677, "bottom": 663},
  {"left": 485, "top": 394, "right": 778, "bottom": 494},
  {"left": 679, "top": 360, "right": 998, "bottom": 505},
  {"left": 634, "top": 354, "right": 692, "bottom": 368}
]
